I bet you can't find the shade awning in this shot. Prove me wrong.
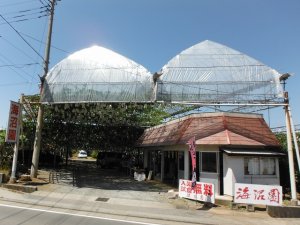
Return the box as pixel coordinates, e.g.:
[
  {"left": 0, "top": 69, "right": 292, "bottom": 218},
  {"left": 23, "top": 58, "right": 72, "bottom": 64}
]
[{"left": 222, "top": 148, "right": 285, "bottom": 156}]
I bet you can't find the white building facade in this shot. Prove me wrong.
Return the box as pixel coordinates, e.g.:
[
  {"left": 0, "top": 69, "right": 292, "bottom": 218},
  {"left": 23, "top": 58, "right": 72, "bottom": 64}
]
[{"left": 138, "top": 113, "right": 284, "bottom": 197}]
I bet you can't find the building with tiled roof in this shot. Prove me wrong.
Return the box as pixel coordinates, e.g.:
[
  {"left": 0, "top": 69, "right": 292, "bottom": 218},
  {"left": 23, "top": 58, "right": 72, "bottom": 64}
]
[{"left": 137, "top": 112, "right": 283, "bottom": 197}]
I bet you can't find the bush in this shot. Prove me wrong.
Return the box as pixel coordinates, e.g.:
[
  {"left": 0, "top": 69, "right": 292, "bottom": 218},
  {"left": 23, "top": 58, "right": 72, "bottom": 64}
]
[{"left": 90, "top": 150, "right": 98, "bottom": 159}]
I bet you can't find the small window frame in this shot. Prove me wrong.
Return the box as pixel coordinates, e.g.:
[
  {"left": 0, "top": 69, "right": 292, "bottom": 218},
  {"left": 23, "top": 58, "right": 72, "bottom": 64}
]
[
  {"left": 244, "top": 157, "right": 276, "bottom": 176},
  {"left": 200, "top": 151, "right": 218, "bottom": 173}
]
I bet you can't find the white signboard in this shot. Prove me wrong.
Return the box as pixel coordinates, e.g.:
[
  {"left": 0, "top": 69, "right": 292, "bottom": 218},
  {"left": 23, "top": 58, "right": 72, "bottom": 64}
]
[
  {"left": 234, "top": 183, "right": 282, "bottom": 206},
  {"left": 179, "top": 179, "right": 215, "bottom": 203},
  {"left": 5, "top": 101, "right": 21, "bottom": 143}
]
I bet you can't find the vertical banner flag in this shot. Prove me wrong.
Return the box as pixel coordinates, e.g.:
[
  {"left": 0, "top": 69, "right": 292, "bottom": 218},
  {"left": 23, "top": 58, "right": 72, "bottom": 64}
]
[
  {"left": 187, "top": 137, "right": 197, "bottom": 187},
  {"left": 5, "top": 101, "right": 21, "bottom": 143}
]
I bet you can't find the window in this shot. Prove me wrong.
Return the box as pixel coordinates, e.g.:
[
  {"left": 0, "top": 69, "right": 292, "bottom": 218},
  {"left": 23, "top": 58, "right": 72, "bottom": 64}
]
[
  {"left": 201, "top": 152, "right": 217, "bottom": 173},
  {"left": 244, "top": 157, "right": 276, "bottom": 175}
]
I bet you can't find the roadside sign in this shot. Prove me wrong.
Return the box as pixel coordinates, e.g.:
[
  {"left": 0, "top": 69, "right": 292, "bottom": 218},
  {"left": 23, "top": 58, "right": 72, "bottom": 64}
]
[
  {"left": 234, "top": 183, "right": 282, "bottom": 206},
  {"left": 5, "top": 101, "right": 21, "bottom": 143},
  {"left": 179, "top": 179, "right": 215, "bottom": 203}
]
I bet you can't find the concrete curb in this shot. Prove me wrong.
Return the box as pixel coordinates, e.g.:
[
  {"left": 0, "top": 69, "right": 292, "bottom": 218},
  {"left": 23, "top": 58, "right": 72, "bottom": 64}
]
[
  {"left": 267, "top": 205, "right": 300, "bottom": 218},
  {"left": 0, "top": 197, "right": 215, "bottom": 225},
  {"left": 2, "top": 184, "right": 37, "bottom": 193}
]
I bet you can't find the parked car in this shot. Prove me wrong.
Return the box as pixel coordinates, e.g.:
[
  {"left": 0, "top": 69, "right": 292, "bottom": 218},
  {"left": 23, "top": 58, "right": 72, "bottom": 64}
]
[{"left": 77, "top": 150, "right": 87, "bottom": 158}]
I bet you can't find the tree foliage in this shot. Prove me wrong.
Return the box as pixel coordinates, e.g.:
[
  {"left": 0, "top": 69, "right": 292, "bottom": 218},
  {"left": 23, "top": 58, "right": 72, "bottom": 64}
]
[
  {"left": 275, "top": 132, "right": 300, "bottom": 193},
  {"left": 0, "top": 130, "right": 14, "bottom": 169}
]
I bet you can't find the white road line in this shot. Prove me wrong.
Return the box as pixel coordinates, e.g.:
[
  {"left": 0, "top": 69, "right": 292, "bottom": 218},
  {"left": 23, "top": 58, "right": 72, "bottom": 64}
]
[{"left": 0, "top": 203, "right": 162, "bottom": 225}]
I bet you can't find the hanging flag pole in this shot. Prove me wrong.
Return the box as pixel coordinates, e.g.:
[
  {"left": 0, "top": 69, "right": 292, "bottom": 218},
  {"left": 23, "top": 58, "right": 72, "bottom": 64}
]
[{"left": 187, "top": 136, "right": 197, "bottom": 187}]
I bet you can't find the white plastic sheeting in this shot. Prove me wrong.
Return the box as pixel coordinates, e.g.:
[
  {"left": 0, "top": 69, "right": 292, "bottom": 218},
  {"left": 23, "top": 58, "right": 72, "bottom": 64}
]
[
  {"left": 42, "top": 41, "right": 284, "bottom": 104},
  {"left": 156, "top": 40, "right": 283, "bottom": 103},
  {"left": 42, "top": 46, "right": 153, "bottom": 103}
]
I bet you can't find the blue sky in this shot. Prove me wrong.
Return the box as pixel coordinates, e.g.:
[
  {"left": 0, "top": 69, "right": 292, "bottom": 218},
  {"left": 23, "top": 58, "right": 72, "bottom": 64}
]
[{"left": 0, "top": 0, "right": 299, "bottom": 129}]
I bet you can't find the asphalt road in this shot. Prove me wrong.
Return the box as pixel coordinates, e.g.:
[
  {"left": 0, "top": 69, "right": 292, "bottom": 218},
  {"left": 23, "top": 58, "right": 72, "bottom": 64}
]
[{"left": 0, "top": 204, "right": 164, "bottom": 225}]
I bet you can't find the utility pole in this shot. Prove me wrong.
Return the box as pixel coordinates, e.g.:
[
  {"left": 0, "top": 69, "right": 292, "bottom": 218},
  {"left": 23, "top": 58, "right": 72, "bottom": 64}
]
[
  {"left": 30, "top": 0, "right": 56, "bottom": 178},
  {"left": 284, "top": 92, "right": 298, "bottom": 205}
]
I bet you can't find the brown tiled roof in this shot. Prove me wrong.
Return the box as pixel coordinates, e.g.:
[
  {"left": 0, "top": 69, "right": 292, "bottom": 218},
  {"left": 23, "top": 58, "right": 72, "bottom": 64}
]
[{"left": 137, "top": 112, "right": 280, "bottom": 147}]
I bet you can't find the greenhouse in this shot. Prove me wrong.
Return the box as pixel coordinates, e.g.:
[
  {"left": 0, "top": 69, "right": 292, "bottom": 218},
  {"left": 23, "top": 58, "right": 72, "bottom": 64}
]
[
  {"left": 155, "top": 40, "right": 283, "bottom": 104},
  {"left": 41, "top": 40, "right": 284, "bottom": 105},
  {"left": 42, "top": 46, "right": 154, "bottom": 103}
]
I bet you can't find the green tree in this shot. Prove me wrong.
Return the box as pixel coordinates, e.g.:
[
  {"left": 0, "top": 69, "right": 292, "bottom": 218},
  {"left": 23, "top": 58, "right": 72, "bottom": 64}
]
[
  {"left": 276, "top": 132, "right": 300, "bottom": 193},
  {"left": 0, "top": 130, "right": 14, "bottom": 169}
]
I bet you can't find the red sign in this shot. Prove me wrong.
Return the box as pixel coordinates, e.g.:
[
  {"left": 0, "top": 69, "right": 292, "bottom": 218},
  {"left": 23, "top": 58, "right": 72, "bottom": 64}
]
[{"left": 5, "top": 101, "right": 21, "bottom": 143}]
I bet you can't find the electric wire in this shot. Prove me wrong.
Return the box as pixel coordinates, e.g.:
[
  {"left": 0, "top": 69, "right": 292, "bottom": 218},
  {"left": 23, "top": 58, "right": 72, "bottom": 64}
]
[
  {"left": 0, "top": 63, "right": 39, "bottom": 68},
  {"left": 20, "top": 32, "right": 70, "bottom": 54},
  {"left": 29, "top": 13, "right": 48, "bottom": 93},
  {"left": 0, "top": 57, "right": 30, "bottom": 81},
  {"left": 0, "top": 13, "right": 45, "bottom": 61},
  {"left": 5, "top": 9, "right": 48, "bottom": 19},
  {"left": 0, "top": 13, "right": 48, "bottom": 26},
  {"left": 0, "top": 35, "right": 42, "bottom": 63},
  {"left": 39, "top": 0, "right": 51, "bottom": 8},
  {"left": 1, "top": 6, "right": 47, "bottom": 16},
  {"left": 0, "top": 52, "right": 39, "bottom": 81}
]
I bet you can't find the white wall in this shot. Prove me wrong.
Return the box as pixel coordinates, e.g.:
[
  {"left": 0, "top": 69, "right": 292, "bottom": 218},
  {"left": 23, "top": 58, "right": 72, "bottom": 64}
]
[
  {"left": 200, "top": 173, "right": 220, "bottom": 195},
  {"left": 223, "top": 154, "right": 280, "bottom": 196},
  {"left": 223, "top": 154, "right": 239, "bottom": 196}
]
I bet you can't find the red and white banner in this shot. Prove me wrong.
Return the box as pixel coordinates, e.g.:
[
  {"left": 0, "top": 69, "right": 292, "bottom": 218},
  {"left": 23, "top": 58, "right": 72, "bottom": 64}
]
[
  {"left": 179, "top": 179, "right": 215, "bottom": 203},
  {"left": 234, "top": 183, "right": 282, "bottom": 206},
  {"left": 5, "top": 101, "right": 21, "bottom": 143},
  {"left": 187, "top": 137, "right": 197, "bottom": 187}
]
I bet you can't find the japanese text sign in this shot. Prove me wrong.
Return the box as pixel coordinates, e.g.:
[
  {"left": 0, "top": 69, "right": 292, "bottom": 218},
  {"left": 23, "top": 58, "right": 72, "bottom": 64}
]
[
  {"left": 234, "top": 183, "right": 282, "bottom": 206},
  {"left": 179, "top": 179, "right": 215, "bottom": 203},
  {"left": 5, "top": 101, "right": 21, "bottom": 143}
]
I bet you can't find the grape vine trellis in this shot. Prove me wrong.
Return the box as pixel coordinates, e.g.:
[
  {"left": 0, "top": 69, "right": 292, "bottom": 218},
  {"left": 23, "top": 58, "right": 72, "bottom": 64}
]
[{"left": 22, "top": 95, "right": 170, "bottom": 157}]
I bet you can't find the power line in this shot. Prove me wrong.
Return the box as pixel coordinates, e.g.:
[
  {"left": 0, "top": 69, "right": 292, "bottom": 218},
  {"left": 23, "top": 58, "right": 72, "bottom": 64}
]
[
  {"left": 0, "top": 63, "right": 39, "bottom": 68},
  {"left": 9, "top": 9, "right": 48, "bottom": 20},
  {"left": 0, "top": 14, "right": 45, "bottom": 61},
  {"left": 39, "top": 0, "right": 51, "bottom": 8},
  {"left": 0, "top": 35, "right": 42, "bottom": 63},
  {"left": 1, "top": 6, "right": 48, "bottom": 16},
  {"left": 0, "top": 52, "right": 39, "bottom": 81},
  {"left": 20, "top": 31, "right": 70, "bottom": 54},
  {"left": 0, "top": 13, "right": 48, "bottom": 26},
  {"left": 0, "top": 57, "right": 29, "bottom": 81}
]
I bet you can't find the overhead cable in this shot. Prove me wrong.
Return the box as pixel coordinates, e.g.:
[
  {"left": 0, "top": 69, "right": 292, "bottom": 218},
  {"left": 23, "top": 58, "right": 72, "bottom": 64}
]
[
  {"left": 0, "top": 14, "right": 48, "bottom": 25},
  {"left": 0, "top": 52, "right": 39, "bottom": 81},
  {"left": 0, "top": 63, "right": 39, "bottom": 68},
  {"left": 0, "top": 35, "right": 42, "bottom": 63},
  {"left": 20, "top": 31, "right": 70, "bottom": 54},
  {"left": 1, "top": 6, "right": 47, "bottom": 16},
  {"left": 0, "top": 14, "right": 45, "bottom": 61}
]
